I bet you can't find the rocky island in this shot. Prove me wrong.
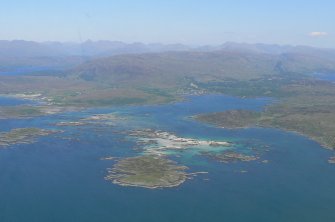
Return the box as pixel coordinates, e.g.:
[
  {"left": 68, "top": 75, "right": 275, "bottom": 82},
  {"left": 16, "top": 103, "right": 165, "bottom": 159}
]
[
  {"left": 55, "top": 121, "right": 87, "bottom": 126},
  {"left": 201, "top": 150, "right": 259, "bottom": 163},
  {"left": 127, "top": 129, "right": 231, "bottom": 156},
  {"left": 55, "top": 113, "right": 125, "bottom": 127},
  {"left": 0, "top": 128, "right": 59, "bottom": 147},
  {"left": 105, "top": 155, "right": 188, "bottom": 189}
]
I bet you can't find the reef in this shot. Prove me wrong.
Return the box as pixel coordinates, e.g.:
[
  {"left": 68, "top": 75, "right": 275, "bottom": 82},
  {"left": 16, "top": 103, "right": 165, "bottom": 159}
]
[
  {"left": 55, "top": 121, "right": 86, "bottom": 126},
  {"left": 83, "top": 113, "right": 122, "bottom": 121},
  {"left": 100, "top": 156, "right": 118, "bottom": 161},
  {"left": 328, "top": 156, "right": 335, "bottom": 164},
  {"left": 127, "top": 129, "right": 231, "bottom": 156}
]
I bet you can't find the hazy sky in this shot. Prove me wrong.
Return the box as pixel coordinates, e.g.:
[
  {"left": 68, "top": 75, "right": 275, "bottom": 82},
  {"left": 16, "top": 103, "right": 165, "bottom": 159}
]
[{"left": 1, "top": 0, "right": 334, "bottom": 47}]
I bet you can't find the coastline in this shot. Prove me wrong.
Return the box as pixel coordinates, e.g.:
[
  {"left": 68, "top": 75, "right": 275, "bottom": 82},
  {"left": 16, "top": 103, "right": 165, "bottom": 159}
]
[{"left": 194, "top": 113, "right": 335, "bottom": 151}]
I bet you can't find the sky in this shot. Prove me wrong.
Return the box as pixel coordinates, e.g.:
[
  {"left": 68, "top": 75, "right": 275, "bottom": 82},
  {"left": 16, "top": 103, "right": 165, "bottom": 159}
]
[{"left": 1, "top": 0, "right": 334, "bottom": 47}]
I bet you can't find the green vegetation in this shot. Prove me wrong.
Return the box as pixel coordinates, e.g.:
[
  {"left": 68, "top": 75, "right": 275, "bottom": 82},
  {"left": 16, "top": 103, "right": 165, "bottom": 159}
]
[
  {"left": 70, "top": 97, "right": 147, "bottom": 106},
  {"left": 105, "top": 155, "right": 188, "bottom": 189},
  {"left": 195, "top": 77, "right": 295, "bottom": 97},
  {"left": 0, "top": 106, "right": 44, "bottom": 118},
  {"left": 201, "top": 150, "right": 259, "bottom": 163},
  {"left": 0, "top": 128, "right": 58, "bottom": 147},
  {"left": 195, "top": 79, "right": 335, "bottom": 149},
  {"left": 0, "top": 105, "right": 76, "bottom": 119},
  {"left": 1, "top": 49, "right": 335, "bottom": 108},
  {"left": 196, "top": 110, "right": 261, "bottom": 129},
  {"left": 1, "top": 49, "right": 335, "bottom": 150}
]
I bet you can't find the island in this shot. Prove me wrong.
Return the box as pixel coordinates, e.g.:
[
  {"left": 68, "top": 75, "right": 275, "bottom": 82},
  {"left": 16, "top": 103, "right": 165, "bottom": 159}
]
[
  {"left": 104, "top": 155, "right": 188, "bottom": 189},
  {"left": 55, "top": 121, "right": 86, "bottom": 126},
  {"left": 126, "top": 129, "right": 231, "bottom": 156},
  {"left": 0, "top": 128, "right": 59, "bottom": 147},
  {"left": 55, "top": 113, "right": 126, "bottom": 127},
  {"left": 201, "top": 150, "right": 259, "bottom": 163}
]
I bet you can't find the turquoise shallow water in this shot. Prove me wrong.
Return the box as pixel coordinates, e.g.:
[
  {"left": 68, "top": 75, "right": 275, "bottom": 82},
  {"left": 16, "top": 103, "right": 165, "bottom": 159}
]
[{"left": 0, "top": 94, "right": 335, "bottom": 222}]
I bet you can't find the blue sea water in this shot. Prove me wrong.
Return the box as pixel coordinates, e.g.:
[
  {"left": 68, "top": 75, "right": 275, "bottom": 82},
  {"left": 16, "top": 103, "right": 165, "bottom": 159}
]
[
  {"left": 0, "top": 96, "right": 35, "bottom": 106},
  {"left": 311, "top": 73, "right": 335, "bottom": 83},
  {"left": 0, "top": 95, "right": 335, "bottom": 222}
]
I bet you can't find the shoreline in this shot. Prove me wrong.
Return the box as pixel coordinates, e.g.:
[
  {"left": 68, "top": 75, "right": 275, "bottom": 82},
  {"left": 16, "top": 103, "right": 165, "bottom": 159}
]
[{"left": 194, "top": 113, "right": 335, "bottom": 151}]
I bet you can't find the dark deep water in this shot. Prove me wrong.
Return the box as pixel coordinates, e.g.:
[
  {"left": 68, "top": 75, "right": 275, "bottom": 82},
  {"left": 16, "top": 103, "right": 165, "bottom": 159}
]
[{"left": 0, "top": 95, "right": 335, "bottom": 222}]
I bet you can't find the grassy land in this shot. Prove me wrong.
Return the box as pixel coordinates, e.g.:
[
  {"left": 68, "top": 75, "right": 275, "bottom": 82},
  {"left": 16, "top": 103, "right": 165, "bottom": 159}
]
[
  {"left": 105, "top": 155, "right": 188, "bottom": 189},
  {"left": 195, "top": 79, "right": 335, "bottom": 149},
  {"left": 0, "top": 128, "right": 57, "bottom": 147},
  {"left": 0, "top": 106, "right": 45, "bottom": 119},
  {"left": 1, "top": 49, "right": 335, "bottom": 108},
  {"left": 1, "top": 50, "right": 335, "bottom": 149}
]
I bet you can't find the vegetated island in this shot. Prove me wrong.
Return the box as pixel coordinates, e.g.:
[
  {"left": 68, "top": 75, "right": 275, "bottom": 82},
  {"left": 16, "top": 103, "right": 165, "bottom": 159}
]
[
  {"left": 104, "top": 155, "right": 189, "bottom": 189},
  {"left": 55, "top": 113, "right": 126, "bottom": 127},
  {"left": 0, "top": 128, "right": 59, "bottom": 147},
  {"left": 201, "top": 150, "right": 259, "bottom": 163}
]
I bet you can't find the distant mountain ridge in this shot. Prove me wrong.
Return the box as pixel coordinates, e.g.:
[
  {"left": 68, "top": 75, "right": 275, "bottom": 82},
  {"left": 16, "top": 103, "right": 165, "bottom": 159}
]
[
  {"left": 72, "top": 49, "right": 335, "bottom": 86},
  {"left": 1, "top": 40, "right": 335, "bottom": 77},
  {"left": 0, "top": 40, "right": 192, "bottom": 58},
  {"left": 1, "top": 40, "right": 335, "bottom": 58}
]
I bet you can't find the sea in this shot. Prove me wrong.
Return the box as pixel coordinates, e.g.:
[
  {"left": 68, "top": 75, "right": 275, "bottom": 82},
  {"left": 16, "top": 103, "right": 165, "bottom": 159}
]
[{"left": 0, "top": 73, "right": 335, "bottom": 221}]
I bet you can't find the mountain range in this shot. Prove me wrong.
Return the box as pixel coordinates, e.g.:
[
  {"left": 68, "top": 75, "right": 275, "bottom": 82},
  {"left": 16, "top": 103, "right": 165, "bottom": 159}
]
[
  {"left": 1, "top": 40, "right": 335, "bottom": 58},
  {"left": 1, "top": 40, "right": 335, "bottom": 75}
]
